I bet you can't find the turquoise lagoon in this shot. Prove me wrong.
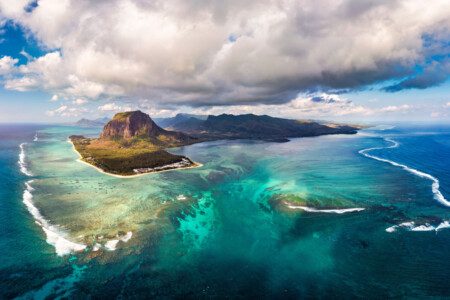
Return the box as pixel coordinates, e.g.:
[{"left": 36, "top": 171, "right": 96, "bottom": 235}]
[{"left": 2, "top": 124, "right": 450, "bottom": 298}]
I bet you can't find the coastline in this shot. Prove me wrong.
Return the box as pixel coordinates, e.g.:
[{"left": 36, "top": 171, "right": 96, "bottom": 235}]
[{"left": 68, "top": 140, "right": 203, "bottom": 178}]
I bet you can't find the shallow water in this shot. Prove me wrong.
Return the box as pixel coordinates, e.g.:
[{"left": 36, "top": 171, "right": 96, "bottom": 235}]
[{"left": 2, "top": 124, "right": 450, "bottom": 298}]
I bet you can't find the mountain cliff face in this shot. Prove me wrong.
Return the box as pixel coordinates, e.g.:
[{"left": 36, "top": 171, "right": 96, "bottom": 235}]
[
  {"left": 100, "top": 111, "right": 164, "bottom": 139},
  {"left": 100, "top": 110, "right": 194, "bottom": 146}
]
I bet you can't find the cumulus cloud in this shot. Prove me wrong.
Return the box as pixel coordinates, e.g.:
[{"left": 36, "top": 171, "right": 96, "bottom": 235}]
[
  {"left": 4, "top": 76, "right": 38, "bottom": 91},
  {"left": 73, "top": 98, "right": 87, "bottom": 105},
  {"left": 98, "top": 102, "right": 123, "bottom": 112},
  {"left": 0, "top": 56, "right": 18, "bottom": 75},
  {"left": 46, "top": 104, "right": 87, "bottom": 117},
  {"left": 288, "top": 94, "right": 372, "bottom": 116},
  {"left": 379, "top": 104, "right": 411, "bottom": 112},
  {"left": 0, "top": 0, "right": 449, "bottom": 108},
  {"left": 184, "top": 93, "right": 373, "bottom": 119}
]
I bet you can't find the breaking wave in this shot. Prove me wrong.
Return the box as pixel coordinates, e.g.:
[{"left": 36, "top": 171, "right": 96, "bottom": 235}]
[
  {"left": 19, "top": 140, "right": 88, "bottom": 256},
  {"left": 285, "top": 203, "right": 365, "bottom": 214},
  {"left": 23, "top": 180, "right": 87, "bottom": 256},
  {"left": 104, "top": 232, "right": 133, "bottom": 251},
  {"left": 18, "top": 143, "right": 33, "bottom": 176},
  {"left": 359, "top": 137, "right": 450, "bottom": 207},
  {"left": 386, "top": 220, "right": 450, "bottom": 233}
]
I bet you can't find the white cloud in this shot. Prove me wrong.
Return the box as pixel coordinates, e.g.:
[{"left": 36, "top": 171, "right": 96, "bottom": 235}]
[
  {"left": 73, "top": 98, "right": 87, "bottom": 105},
  {"left": 50, "top": 94, "right": 59, "bottom": 102},
  {"left": 98, "top": 102, "right": 122, "bottom": 111},
  {"left": 4, "top": 76, "right": 39, "bottom": 91},
  {"left": 288, "top": 94, "right": 372, "bottom": 116},
  {"left": 186, "top": 93, "right": 374, "bottom": 119},
  {"left": 19, "top": 49, "right": 33, "bottom": 61},
  {"left": 46, "top": 104, "right": 87, "bottom": 117},
  {"left": 46, "top": 105, "right": 67, "bottom": 116},
  {"left": 379, "top": 104, "right": 411, "bottom": 112},
  {"left": 0, "top": 56, "right": 18, "bottom": 75},
  {"left": 446, "top": 102, "right": 450, "bottom": 107},
  {"left": 5, "top": 51, "right": 65, "bottom": 91},
  {"left": 0, "top": 0, "right": 448, "bottom": 107}
]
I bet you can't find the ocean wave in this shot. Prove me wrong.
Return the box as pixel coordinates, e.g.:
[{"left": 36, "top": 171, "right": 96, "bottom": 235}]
[
  {"left": 177, "top": 194, "right": 187, "bottom": 201},
  {"left": 285, "top": 203, "right": 365, "bottom": 214},
  {"left": 386, "top": 221, "right": 450, "bottom": 233},
  {"left": 22, "top": 180, "right": 87, "bottom": 256},
  {"left": 33, "top": 132, "right": 39, "bottom": 142},
  {"left": 18, "top": 143, "right": 33, "bottom": 176},
  {"left": 105, "top": 240, "right": 119, "bottom": 251},
  {"left": 104, "top": 232, "right": 133, "bottom": 251},
  {"left": 359, "top": 137, "right": 450, "bottom": 207}
]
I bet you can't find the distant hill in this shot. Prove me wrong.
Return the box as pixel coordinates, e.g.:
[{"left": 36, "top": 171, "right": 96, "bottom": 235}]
[
  {"left": 165, "top": 113, "right": 359, "bottom": 142},
  {"left": 154, "top": 113, "right": 207, "bottom": 129},
  {"left": 75, "top": 117, "right": 110, "bottom": 127}
]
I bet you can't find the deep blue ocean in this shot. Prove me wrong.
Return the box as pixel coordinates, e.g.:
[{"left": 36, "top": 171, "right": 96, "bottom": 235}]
[{"left": 1, "top": 123, "right": 450, "bottom": 298}]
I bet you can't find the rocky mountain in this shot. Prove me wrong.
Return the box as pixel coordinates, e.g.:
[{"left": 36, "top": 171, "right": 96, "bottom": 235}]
[
  {"left": 70, "top": 111, "right": 359, "bottom": 176},
  {"left": 164, "top": 113, "right": 359, "bottom": 141},
  {"left": 99, "top": 110, "right": 195, "bottom": 147},
  {"left": 75, "top": 117, "right": 110, "bottom": 127}
]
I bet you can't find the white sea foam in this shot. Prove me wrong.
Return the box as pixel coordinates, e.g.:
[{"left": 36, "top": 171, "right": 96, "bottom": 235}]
[
  {"left": 359, "top": 137, "right": 450, "bottom": 207},
  {"left": 22, "top": 180, "right": 86, "bottom": 256},
  {"left": 286, "top": 204, "right": 365, "bottom": 214},
  {"left": 177, "top": 194, "right": 187, "bottom": 201},
  {"left": 436, "top": 221, "right": 450, "bottom": 231},
  {"left": 386, "top": 220, "right": 450, "bottom": 233},
  {"left": 399, "top": 221, "right": 415, "bottom": 229},
  {"left": 92, "top": 243, "right": 101, "bottom": 251},
  {"left": 104, "top": 231, "right": 133, "bottom": 251},
  {"left": 385, "top": 226, "right": 397, "bottom": 233},
  {"left": 105, "top": 240, "right": 119, "bottom": 251},
  {"left": 18, "top": 143, "right": 33, "bottom": 176},
  {"left": 411, "top": 224, "right": 435, "bottom": 231},
  {"left": 120, "top": 231, "right": 133, "bottom": 242},
  {"left": 33, "top": 132, "right": 38, "bottom": 142}
]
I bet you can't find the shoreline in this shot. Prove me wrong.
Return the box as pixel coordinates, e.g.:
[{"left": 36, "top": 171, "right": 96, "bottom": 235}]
[{"left": 68, "top": 140, "right": 203, "bottom": 178}]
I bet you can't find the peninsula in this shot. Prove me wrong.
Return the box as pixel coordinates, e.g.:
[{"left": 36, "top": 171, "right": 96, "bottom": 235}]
[
  {"left": 70, "top": 111, "right": 201, "bottom": 176},
  {"left": 71, "top": 110, "right": 360, "bottom": 176}
]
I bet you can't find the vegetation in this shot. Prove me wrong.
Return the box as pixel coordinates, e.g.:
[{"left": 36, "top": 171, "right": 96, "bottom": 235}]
[
  {"left": 70, "top": 135, "right": 195, "bottom": 176},
  {"left": 112, "top": 111, "right": 134, "bottom": 121}
]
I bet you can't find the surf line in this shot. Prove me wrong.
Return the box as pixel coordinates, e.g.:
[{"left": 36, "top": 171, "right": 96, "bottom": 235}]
[
  {"left": 19, "top": 143, "right": 33, "bottom": 176},
  {"left": 19, "top": 142, "right": 87, "bottom": 256},
  {"left": 359, "top": 137, "right": 450, "bottom": 207},
  {"left": 284, "top": 202, "right": 365, "bottom": 214}
]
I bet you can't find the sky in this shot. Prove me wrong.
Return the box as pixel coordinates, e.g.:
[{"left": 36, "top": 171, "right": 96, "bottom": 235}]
[{"left": 0, "top": 0, "right": 449, "bottom": 124}]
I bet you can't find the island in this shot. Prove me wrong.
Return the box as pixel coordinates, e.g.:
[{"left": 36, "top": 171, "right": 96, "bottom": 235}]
[
  {"left": 70, "top": 111, "right": 201, "bottom": 176},
  {"left": 74, "top": 117, "right": 110, "bottom": 127},
  {"left": 71, "top": 110, "right": 361, "bottom": 176}
]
